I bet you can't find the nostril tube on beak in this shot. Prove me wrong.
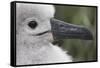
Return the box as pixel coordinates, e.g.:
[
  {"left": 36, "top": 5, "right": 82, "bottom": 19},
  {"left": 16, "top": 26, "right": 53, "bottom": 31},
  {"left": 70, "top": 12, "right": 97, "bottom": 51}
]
[{"left": 50, "top": 18, "right": 93, "bottom": 40}]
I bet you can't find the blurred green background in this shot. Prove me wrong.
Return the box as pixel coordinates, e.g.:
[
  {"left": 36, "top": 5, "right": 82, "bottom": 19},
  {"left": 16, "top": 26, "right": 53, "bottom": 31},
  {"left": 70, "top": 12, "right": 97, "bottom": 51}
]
[{"left": 54, "top": 5, "right": 97, "bottom": 62}]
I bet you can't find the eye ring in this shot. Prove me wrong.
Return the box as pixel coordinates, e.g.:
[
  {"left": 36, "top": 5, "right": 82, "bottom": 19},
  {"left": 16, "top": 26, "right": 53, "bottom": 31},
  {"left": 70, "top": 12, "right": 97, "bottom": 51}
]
[{"left": 28, "top": 21, "right": 38, "bottom": 29}]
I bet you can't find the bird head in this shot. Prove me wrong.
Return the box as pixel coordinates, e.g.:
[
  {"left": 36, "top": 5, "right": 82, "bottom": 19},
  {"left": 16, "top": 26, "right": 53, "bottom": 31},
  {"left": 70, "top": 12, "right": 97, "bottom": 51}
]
[
  {"left": 16, "top": 3, "right": 55, "bottom": 43},
  {"left": 16, "top": 3, "right": 93, "bottom": 44}
]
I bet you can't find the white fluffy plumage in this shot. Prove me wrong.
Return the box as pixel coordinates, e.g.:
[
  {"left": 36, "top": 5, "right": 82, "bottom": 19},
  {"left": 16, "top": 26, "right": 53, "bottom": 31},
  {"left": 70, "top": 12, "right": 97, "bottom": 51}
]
[{"left": 16, "top": 3, "right": 72, "bottom": 65}]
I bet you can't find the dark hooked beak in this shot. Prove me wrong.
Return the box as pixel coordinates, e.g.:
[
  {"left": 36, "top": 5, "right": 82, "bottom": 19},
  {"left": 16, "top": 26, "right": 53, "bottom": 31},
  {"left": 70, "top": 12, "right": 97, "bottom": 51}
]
[{"left": 50, "top": 18, "right": 93, "bottom": 40}]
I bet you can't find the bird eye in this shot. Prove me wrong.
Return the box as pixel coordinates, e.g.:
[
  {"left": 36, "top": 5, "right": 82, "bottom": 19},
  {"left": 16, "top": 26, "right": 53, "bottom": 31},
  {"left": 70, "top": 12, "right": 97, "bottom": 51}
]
[{"left": 28, "top": 21, "right": 38, "bottom": 29}]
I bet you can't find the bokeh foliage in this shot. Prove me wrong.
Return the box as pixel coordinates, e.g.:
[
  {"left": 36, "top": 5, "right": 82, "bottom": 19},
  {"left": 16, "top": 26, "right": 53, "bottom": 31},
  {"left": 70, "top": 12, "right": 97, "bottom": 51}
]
[{"left": 54, "top": 5, "right": 97, "bottom": 62}]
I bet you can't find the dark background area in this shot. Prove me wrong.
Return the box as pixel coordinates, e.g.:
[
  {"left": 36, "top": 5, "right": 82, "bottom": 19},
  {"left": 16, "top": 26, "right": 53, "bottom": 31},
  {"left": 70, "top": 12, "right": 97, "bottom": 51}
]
[{"left": 54, "top": 5, "right": 97, "bottom": 62}]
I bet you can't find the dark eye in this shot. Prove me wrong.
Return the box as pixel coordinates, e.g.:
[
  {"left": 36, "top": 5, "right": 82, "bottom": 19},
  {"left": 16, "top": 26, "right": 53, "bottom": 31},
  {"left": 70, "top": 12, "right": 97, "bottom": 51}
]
[{"left": 28, "top": 21, "right": 38, "bottom": 29}]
